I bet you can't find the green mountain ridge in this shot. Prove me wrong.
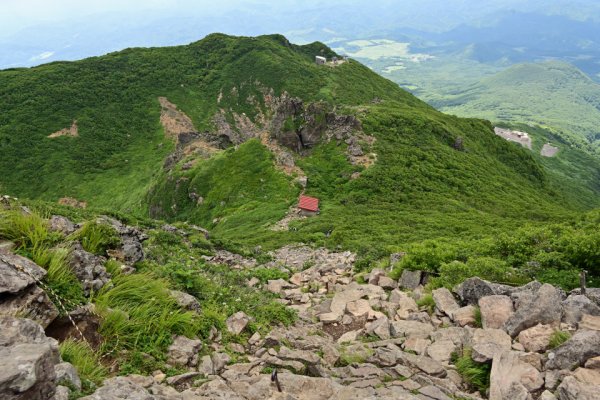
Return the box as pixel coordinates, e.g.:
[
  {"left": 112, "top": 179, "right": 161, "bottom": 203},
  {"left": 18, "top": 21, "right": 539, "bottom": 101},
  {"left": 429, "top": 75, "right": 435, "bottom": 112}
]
[
  {"left": 1, "top": 33, "right": 599, "bottom": 263},
  {"left": 430, "top": 61, "right": 600, "bottom": 152}
]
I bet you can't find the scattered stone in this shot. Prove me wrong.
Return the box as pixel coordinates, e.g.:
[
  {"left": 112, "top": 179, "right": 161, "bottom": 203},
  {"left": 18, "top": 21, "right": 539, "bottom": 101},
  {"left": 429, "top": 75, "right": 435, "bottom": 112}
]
[
  {"left": 377, "top": 276, "right": 397, "bottom": 290},
  {"left": 169, "top": 290, "right": 201, "bottom": 312},
  {"left": 53, "top": 385, "right": 70, "bottom": 400},
  {"left": 226, "top": 311, "right": 250, "bottom": 335},
  {"left": 167, "top": 335, "right": 202, "bottom": 367}
]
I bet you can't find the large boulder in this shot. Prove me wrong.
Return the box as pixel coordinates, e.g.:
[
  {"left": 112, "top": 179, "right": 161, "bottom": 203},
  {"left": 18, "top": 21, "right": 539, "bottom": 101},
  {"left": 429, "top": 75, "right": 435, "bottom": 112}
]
[
  {"left": 471, "top": 329, "right": 512, "bottom": 363},
  {"left": 0, "top": 316, "right": 60, "bottom": 400},
  {"left": 489, "top": 350, "right": 544, "bottom": 400},
  {"left": 432, "top": 288, "right": 460, "bottom": 316},
  {"left": 547, "top": 330, "right": 600, "bottom": 370},
  {"left": 398, "top": 270, "right": 424, "bottom": 290},
  {"left": 556, "top": 375, "right": 599, "bottom": 400},
  {"left": 454, "top": 277, "right": 497, "bottom": 305},
  {"left": 0, "top": 253, "right": 47, "bottom": 294},
  {"left": 390, "top": 320, "right": 434, "bottom": 339},
  {"left": 503, "top": 284, "right": 564, "bottom": 337},
  {"left": 517, "top": 324, "right": 554, "bottom": 353},
  {"left": 478, "top": 295, "right": 514, "bottom": 329},
  {"left": 562, "top": 295, "right": 600, "bottom": 325}
]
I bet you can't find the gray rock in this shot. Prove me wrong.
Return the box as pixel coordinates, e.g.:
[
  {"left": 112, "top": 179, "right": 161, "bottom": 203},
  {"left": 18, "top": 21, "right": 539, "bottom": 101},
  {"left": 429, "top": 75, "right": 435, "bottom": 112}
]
[
  {"left": 562, "top": 295, "right": 600, "bottom": 325},
  {"left": 53, "top": 385, "right": 70, "bottom": 400},
  {"left": 0, "top": 253, "right": 47, "bottom": 294},
  {"left": 398, "top": 352, "right": 447, "bottom": 378},
  {"left": 0, "top": 241, "right": 15, "bottom": 254},
  {"left": 167, "top": 335, "right": 202, "bottom": 367},
  {"left": 226, "top": 311, "right": 250, "bottom": 335},
  {"left": 454, "top": 277, "right": 497, "bottom": 305},
  {"left": 54, "top": 362, "right": 81, "bottom": 391},
  {"left": 0, "top": 285, "right": 59, "bottom": 328},
  {"left": 199, "top": 355, "right": 214, "bottom": 376},
  {"left": 377, "top": 276, "right": 397, "bottom": 290},
  {"left": 556, "top": 375, "right": 599, "bottom": 400},
  {"left": 419, "top": 385, "right": 451, "bottom": 400},
  {"left": 399, "top": 270, "right": 423, "bottom": 290},
  {"left": 426, "top": 339, "right": 456, "bottom": 364},
  {"left": 546, "top": 330, "right": 600, "bottom": 370},
  {"left": 211, "top": 352, "right": 231, "bottom": 373},
  {"left": 504, "top": 284, "right": 564, "bottom": 337},
  {"left": 0, "top": 316, "right": 60, "bottom": 400},
  {"left": 49, "top": 215, "right": 77, "bottom": 235},
  {"left": 432, "top": 288, "right": 460, "bottom": 316},
  {"left": 169, "top": 290, "right": 201, "bottom": 312},
  {"left": 570, "top": 288, "right": 600, "bottom": 307},
  {"left": 69, "top": 243, "right": 110, "bottom": 295},
  {"left": 390, "top": 320, "right": 434, "bottom": 339},
  {"left": 80, "top": 376, "right": 153, "bottom": 400},
  {"left": 277, "top": 346, "right": 321, "bottom": 365}
]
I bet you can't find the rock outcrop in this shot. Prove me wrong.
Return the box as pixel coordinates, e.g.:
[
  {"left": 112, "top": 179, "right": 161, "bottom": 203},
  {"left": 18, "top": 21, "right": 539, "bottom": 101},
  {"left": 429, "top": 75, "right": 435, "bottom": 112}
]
[{"left": 0, "top": 316, "right": 62, "bottom": 400}]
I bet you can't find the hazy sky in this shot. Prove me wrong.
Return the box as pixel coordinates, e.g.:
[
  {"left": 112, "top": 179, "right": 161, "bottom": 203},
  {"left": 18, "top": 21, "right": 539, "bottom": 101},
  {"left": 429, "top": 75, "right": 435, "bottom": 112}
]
[{"left": 0, "top": 0, "right": 245, "bottom": 34}]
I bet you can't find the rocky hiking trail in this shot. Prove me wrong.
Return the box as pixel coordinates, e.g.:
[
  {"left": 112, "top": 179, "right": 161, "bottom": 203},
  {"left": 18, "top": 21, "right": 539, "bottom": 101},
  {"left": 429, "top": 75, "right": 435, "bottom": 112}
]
[{"left": 2, "top": 214, "right": 600, "bottom": 399}]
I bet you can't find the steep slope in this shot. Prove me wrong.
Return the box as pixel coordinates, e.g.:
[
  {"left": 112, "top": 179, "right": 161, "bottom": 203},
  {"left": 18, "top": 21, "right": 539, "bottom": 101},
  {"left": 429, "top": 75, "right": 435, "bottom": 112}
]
[
  {"left": 430, "top": 61, "right": 600, "bottom": 152},
  {"left": 1, "top": 34, "right": 598, "bottom": 261}
]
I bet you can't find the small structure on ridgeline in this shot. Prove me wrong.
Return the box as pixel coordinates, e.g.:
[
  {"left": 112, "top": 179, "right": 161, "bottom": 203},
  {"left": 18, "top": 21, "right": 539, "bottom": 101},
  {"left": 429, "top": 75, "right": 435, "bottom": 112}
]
[
  {"left": 298, "top": 195, "right": 319, "bottom": 216},
  {"left": 315, "top": 56, "right": 327, "bottom": 65}
]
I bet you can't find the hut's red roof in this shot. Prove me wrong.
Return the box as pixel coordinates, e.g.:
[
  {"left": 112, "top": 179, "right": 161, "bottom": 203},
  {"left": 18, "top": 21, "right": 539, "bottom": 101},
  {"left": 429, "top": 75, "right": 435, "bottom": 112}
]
[{"left": 298, "top": 195, "right": 319, "bottom": 212}]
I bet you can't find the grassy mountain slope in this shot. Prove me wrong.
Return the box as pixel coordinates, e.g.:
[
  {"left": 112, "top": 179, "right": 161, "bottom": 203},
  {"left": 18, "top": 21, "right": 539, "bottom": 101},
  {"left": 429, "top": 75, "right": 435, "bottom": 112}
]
[
  {"left": 1, "top": 34, "right": 599, "bottom": 262},
  {"left": 430, "top": 61, "right": 600, "bottom": 152}
]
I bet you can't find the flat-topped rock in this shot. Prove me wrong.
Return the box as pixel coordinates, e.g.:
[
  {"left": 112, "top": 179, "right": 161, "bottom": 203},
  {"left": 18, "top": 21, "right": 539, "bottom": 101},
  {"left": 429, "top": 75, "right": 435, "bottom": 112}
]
[{"left": 0, "top": 253, "right": 47, "bottom": 294}]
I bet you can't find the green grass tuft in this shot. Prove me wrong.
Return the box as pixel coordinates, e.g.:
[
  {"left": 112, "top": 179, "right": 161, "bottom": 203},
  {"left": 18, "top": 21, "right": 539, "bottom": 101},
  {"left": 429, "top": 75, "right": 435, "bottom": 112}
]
[
  {"left": 59, "top": 339, "right": 109, "bottom": 394},
  {"left": 452, "top": 348, "right": 491, "bottom": 394},
  {"left": 548, "top": 330, "right": 571, "bottom": 349},
  {"left": 75, "top": 221, "right": 120, "bottom": 256}
]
